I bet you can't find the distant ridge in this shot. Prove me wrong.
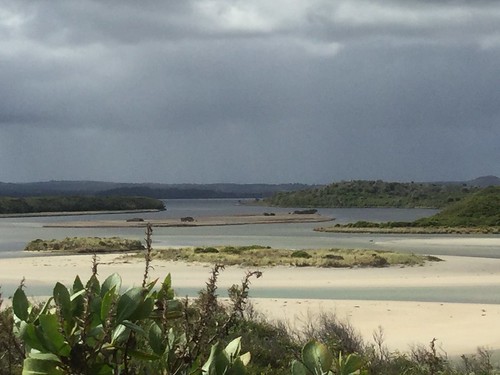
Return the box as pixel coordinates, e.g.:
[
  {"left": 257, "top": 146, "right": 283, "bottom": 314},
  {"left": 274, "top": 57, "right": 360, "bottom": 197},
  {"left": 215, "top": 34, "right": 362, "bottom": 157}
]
[
  {"left": 465, "top": 175, "right": 500, "bottom": 187},
  {"left": 1, "top": 176, "right": 497, "bottom": 199},
  {"left": 0, "top": 181, "right": 315, "bottom": 199}
]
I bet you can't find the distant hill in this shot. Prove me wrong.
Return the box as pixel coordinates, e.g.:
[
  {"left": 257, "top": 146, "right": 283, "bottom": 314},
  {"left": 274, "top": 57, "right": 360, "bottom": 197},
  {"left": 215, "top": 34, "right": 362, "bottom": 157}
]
[
  {"left": 465, "top": 175, "right": 500, "bottom": 187},
  {"left": 0, "top": 181, "right": 314, "bottom": 199}
]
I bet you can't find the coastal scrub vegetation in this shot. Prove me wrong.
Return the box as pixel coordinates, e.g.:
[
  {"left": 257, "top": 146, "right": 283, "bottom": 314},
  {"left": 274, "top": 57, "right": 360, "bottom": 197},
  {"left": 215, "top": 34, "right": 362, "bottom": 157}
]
[
  {"left": 24, "top": 237, "right": 145, "bottom": 253},
  {"left": 0, "top": 196, "right": 165, "bottom": 215},
  {"left": 0, "top": 225, "right": 498, "bottom": 374},
  {"left": 23, "top": 239, "right": 436, "bottom": 268},
  {"left": 265, "top": 180, "right": 479, "bottom": 208},
  {"left": 139, "top": 245, "right": 436, "bottom": 268}
]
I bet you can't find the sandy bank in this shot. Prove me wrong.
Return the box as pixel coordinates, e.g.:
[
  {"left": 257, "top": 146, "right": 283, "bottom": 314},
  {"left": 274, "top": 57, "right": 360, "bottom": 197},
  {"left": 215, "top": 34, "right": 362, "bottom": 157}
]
[
  {"left": 1, "top": 252, "right": 500, "bottom": 355},
  {"left": 42, "top": 213, "right": 333, "bottom": 228}
]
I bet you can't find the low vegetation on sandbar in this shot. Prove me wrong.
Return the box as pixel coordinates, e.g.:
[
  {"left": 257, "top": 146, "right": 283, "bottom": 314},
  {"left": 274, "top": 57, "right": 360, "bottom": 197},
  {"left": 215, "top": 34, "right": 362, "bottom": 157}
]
[
  {"left": 131, "top": 245, "right": 440, "bottom": 268},
  {"left": 23, "top": 238, "right": 439, "bottom": 268},
  {"left": 24, "top": 236, "right": 144, "bottom": 253}
]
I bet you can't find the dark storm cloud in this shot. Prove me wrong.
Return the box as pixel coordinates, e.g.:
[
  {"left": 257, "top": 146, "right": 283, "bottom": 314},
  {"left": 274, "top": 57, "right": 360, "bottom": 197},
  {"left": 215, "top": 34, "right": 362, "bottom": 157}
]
[{"left": 1, "top": 0, "right": 499, "bottom": 183}]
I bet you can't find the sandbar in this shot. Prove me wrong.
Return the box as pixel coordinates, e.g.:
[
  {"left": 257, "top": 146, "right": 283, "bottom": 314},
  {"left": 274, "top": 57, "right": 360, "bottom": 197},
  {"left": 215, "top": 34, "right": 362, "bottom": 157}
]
[
  {"left": 1, "top": 252, "right": 500, "bottom": 356},
  {"left": 43, "top": 213, "right": 333, "bottom": 228}
]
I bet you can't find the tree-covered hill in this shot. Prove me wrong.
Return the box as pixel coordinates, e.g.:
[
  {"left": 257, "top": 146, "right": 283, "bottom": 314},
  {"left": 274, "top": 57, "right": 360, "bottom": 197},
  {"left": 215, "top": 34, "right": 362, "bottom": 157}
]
[
  {"left": 414, "top": 186, "right": 500, "bottom": 227},
  {"left": 318, "top": 186, "right": 500, "bottom": 232},
  {"left": 265, "top": 180, "right": 479, "bottom": 208},
  {"left": 0, "top": 196, "right": 165, "bottom": 215}
]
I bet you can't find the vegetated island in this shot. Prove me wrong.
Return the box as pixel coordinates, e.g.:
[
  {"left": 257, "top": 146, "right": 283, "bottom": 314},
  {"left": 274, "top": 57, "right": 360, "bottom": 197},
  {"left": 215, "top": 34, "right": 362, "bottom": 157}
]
[
  {"left": 264, "top": 180, "right": 480, "bottom": 208},
  {"left": 24, "top": 238, "right": 440, "bottom": 267},
  {"left": 25, "top": 237, "right": 145, "bottom": 254},
  {"left": 0, "top": 196, "right": 165, "bottom": 217},
  {"left": 316, "top": 186, "right": 500, "bottom": 234}
]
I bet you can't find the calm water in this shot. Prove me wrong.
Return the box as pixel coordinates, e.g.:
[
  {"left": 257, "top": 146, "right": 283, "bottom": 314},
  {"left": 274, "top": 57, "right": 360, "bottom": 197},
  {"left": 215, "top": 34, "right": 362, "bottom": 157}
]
[
  {"left": 1, "top": 199, "right": 498, "bottom": 258},
  {"left": 1, "top": 199, "right": 500, "bottom": 302}
]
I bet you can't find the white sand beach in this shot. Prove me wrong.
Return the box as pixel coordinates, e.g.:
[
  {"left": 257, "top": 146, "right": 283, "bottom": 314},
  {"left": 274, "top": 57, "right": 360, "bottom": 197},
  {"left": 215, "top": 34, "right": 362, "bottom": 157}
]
[{"left": 1, "top": 249, "right": 500, "bottom": 356}]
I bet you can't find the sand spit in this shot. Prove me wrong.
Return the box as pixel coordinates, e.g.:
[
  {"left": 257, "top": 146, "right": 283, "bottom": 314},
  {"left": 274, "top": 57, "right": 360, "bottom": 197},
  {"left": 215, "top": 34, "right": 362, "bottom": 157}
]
[{"left": 43, "top": 213, "right": 333, "bottom": 228}]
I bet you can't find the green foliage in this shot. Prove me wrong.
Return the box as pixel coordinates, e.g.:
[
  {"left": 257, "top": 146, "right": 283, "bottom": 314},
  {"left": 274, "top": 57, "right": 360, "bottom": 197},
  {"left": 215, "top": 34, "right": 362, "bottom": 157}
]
[
  {"left": 202, "top": 337, "right": 251, "bottom": 375},
  {"left": 326, "top": 186, "right": 500, "bottom": 231},
  {"left": 145, "top": 246, "right": 431, "bottom": 268},
  {"left": 291, "top": 340, "right": 365, "bottom": 375},
  {"left": 415, "top": 186, "right": 500, "bottom": 227},
  {"left": 25, "top": 237, "right": 145, "bottom": 253},
  {"left": 0, "top": 289, "right": 24, "bottom": 375},
  {"left": 265, "top": 180, "right": 478, "bottom": 209},
  {"left": 11, "top": 270, "right": 252, "bottom": 375},
  {"left": 0, "top": 196, "right": 165, "bottom": 215},
  {"left": 291, "top": 250, "right": 312, "bottom": 259},
  {"left": 195, "top": 247, "right": 220, "bottom": 254}
]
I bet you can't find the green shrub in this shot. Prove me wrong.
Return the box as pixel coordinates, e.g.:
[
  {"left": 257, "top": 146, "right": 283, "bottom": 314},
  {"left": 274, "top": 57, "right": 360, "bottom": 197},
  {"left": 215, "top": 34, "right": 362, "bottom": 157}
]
[
  {"left": 194, "top": 247, "right": 220, "bottom": 254},
  {"left": 291, "top": 250, "right": 312, "bottom": 259}
]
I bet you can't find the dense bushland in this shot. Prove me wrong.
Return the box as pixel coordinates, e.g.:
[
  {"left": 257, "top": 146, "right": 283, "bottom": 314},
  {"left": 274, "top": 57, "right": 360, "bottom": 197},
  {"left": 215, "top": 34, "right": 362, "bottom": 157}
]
[
  {"left": 265, "top": 180, "right": 478, "bottom": 208},
  {"left": 414, "top": 186, "right": 500, "bottom": 227},
  {"left": 0, "top": 196, "right": 165, "bottom": 215}
]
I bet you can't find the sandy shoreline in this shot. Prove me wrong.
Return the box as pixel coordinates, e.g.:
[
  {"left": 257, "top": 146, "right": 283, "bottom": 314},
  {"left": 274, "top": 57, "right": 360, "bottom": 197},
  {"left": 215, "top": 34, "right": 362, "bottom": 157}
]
[
  {"left": 42, "top": 213, "right": 333, "bottom": 228},
  {"left": 1, "top": 251, "right": 500, "bottom": 356}
]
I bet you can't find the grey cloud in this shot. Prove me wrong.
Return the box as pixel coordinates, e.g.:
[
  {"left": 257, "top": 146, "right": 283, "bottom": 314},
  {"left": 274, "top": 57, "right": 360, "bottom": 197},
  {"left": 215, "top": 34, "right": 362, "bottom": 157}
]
[{"left": 0, "top": 0, "right": 499, "bottom": 183}]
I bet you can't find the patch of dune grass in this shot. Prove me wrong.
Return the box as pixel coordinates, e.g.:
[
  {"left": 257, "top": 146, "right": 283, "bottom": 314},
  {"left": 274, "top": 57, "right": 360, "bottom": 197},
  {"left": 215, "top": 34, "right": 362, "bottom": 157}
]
[{"left": 134, "top": 245, "right": 437, "bottom": 268}]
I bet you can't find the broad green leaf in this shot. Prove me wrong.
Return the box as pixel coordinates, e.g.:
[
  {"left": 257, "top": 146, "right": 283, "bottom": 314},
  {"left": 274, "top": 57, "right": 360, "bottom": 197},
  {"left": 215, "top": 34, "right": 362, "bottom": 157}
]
[
  {"left": 148, "top": 323, "right": 166, "bottom": 355},
  {"left": 100, "top": 286, "right": 116, "bottom": 322},
  {"left": 22, "top": 357, "right": 64, "bottom": 375},
  {"left": 72, "top": 275, "right": 84, "bottom": 293},
  {"left": 34, "top": 297, "right": 54, "bottom": 323},
  {"left": 291, "top": 360, "right": 311, "bottom": 375},
  {"left": 71, "top": 276, "right": 85, "bottom": 318},
  {"left": 13, "top": 288, "right": 30, "bottom": 321},
  {"left": 227, "top": 357, "right": 246, "bottom": 374},
  {"left": 70, "top": 289, "right": 86, "bottom": 301},
  {"left": 28, "top": 353, "right": 60, "bottom": 362},
  {"left": 144, "top": 278, "right": 158, "bottom": 294},
  {"left": 128, "top": 296, "right": 154, "bottom": 321},
  {"left": 86, "top": 274, "right": 100, "bottom": 296},
  {"left": 19, "top": 322, "right": 48, "bottom": 353},
  {"left": 129, "top": 350, "right": 160, "bottom": 361},
  {"left": 161, "top": 274, "right": 175, "bottom": 299},
  {"left": 115, "top": 287, "right": 144, "bottom": 323},
  {"left": 202, "top": 342, "right": 229, "bottom": 375},
  {"left": 339, "top": 353, "right": 364, "bottom": 375},
  {"left": 302, "top": 340, "right": 333, "bottom": 374},
  {"left": 53, "top": 283, "right": 71, "bottom": 322},
  {"left": 111, "top": 324, "right": 128, "bottom": 344},
  {"left": 101, "top": 273, "right": 121, "bottom": 297},
  {"left": 88, "top": 323, "right": 105, "bottom": 340},
  {"left": 121, "top": 320, "right": 146, "bottom": 336},
  {"left": 224, "top": 337, "right": 241, "bottom": 360},
  {"left": 39, "top": 315, "right": 71, "bottom": 356},
  {"left": 239, "top": 352, "right": 251, "bottom": 366},
  {"left": 163, "top": 273, "right": 172, "bottom": 290}
]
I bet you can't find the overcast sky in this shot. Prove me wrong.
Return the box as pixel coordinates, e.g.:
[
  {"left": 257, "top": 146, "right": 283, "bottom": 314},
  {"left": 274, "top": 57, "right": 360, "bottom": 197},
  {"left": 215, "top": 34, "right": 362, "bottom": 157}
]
[{"left": 1, "top": 1, "right": 499, "bottom": 184}]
